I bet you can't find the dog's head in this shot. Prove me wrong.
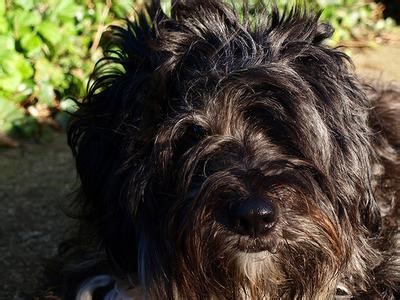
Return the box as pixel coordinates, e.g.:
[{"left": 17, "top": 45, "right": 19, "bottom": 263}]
[{"left": 69, "top": 0, "right": 382, "bottom": 298}]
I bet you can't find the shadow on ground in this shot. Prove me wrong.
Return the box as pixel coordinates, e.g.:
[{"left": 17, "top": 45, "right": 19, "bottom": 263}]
[{"left": 0, "top": 134, "right": 75, "bottom": 299}]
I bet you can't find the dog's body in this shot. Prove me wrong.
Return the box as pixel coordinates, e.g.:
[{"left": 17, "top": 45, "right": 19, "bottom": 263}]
[{"left": 57, "top": 1, "right": 400, "bottom": 298}]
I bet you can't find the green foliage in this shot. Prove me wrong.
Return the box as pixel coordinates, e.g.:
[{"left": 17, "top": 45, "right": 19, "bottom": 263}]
[
  {"left": 228, "top": 0, "right": 395, "bottom": 43},
  {"left": 0, "top": 0, "right": 131, "bottom": 136},
  {"left": 0, "top": 0, "right": 396, "bottom": 138},
  {"left": 317, "top": 0, "right": 395, "bottom": 43}
]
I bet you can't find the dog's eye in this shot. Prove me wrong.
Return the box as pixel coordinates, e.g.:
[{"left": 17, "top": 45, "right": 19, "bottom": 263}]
[
  {"left": 175, "top": 124, "right": 205, "bottom": 156},
  {"left": 187, "top": 124, "right": 205, "bottom": 138},
  {"left": 183, "top": 124, "right": 205, "bottom": 146}
]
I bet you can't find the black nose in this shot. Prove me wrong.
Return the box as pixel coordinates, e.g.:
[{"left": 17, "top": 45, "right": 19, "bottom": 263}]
[{"left": 228, "top": 198, "right": 277, "bottom": 237}]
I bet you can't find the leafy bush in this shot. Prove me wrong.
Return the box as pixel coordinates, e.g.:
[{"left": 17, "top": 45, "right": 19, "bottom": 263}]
[
  {"left": 0, "top": 0, "right": 395, "bottom": 139},
  {"left": 317, "top": 0, "right": 395, "bottom": 42},
  {"left": 0, "top": 0, "right": 132, "bottom": 137}
]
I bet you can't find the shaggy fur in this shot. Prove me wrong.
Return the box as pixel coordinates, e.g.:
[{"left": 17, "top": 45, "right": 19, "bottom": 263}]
[{"left": 55, "top": 0, "right": 400, "bottom": 299}]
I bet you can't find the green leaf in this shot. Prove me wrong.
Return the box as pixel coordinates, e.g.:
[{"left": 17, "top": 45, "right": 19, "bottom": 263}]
[
  {"left": 0, "top": 17, "right": 8, "bottom": 33},
  {"left": 22, "top": 10, "right": 41, "bottom": 27},
  {"left": 0, "top": 0, "right": 5, "bottom": 16},
  {"left": 34, "top": 57, "right": 66, "bottom": 90},
  {"left": 112, "top": 0, "right": 132, "bottom": 18},
  {"left": 35, "top": 81, "right": 55, "bottom": 105},
  {"left": 0, "top": 75, "right": 22, "bottom": 92},
  {"left": 49, "top": 66, "right": 66, "bottom": 89},
  {"left": 0, "top": 52, "right": 25, "bottom": 92},
  {"left": 0, "top": 51, "right": 28, "bottom": 74},
  {"left": 37, "top": 21, "right": 62, "bottom": 45},
  {"left": 0, "top": 96, "right": 25, "bottom": 132},
  {"left": 57, "top": 0, "right": 81, "bottom": 20},
  {"left": 34, "top": 58, "right": 51, "bottom": 82},
  {"left": 15, "top": 56, "right": 34, "bottom": 79},
  {"left": 13, "top": 0, "right": 34, "bottom": 10},
  {"left": 12, "top": 86, "right": 33, "bottom": 103},
  {"left": 317, "top": 0, "right": 341, "bottom": 6},
  {"left": 0, "top": 51, "right": 13, "bottom": 72},
  {"left": 0, "top": 35, "right": 14, "bottom": 53},
  {"left": 59, "top": 97, "right": 77, "bottom": 113},
  {"left": 20, "top": 32, "right": 42, "bottom": 56},
  {"left": 12, "top": 9, "right": 42, "bottom": 39}
]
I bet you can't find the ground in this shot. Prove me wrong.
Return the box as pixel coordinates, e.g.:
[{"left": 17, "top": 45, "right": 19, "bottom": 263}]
[
  {"left": 0, "top": 134, "right": 74, "bottom": 299},
  {"left": 0, "top": 41, "right": 399, "bottom": 299},
  {"left": 351, "top": 40, "right": 400, "bottom": 82}
]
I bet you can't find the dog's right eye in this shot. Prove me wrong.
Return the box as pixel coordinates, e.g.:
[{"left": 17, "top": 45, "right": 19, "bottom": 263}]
[
  {"left": 175, "top": 124, "right": 205, "bottom": 156},
  {"left": 187, "top": 124, "right": 205, "bottom": 138}
]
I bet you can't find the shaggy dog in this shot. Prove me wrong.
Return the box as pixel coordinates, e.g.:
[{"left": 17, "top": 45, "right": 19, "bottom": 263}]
[{"left": 56, "top": 0, "right": 400, "bottom": 298}]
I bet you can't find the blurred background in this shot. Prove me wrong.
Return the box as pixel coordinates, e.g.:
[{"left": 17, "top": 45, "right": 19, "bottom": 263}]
[{"left": 0, "top": 0, "right": 399, "bottom": 298}]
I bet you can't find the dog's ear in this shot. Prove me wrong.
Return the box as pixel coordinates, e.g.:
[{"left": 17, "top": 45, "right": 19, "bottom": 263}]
[
  {"left": 67, "top": 5, "right": 167, "bottom": 271},
  {"left": 68, "top": 19, "right": 154, "bottom": 199},
  {"left": 313, "top": 22, "right": 334, "bottom": 43}
]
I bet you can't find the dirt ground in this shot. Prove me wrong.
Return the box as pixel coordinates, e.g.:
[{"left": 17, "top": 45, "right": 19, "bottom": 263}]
[
  {"left": 351, "top": 40, "right": 400, "bottom": 82},
  {"left": 0, "top": 135, "right": 75, "bottom": 299},
  {"left": 0, "top": 41, "right": 399, "bottom": 299}
]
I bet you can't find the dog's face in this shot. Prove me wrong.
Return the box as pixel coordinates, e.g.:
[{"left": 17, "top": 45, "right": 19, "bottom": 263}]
[{"left": 69, "top": 1, "right": 383, "bottom": 298}]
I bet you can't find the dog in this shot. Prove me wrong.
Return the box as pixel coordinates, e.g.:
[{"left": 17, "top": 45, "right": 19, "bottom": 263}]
[{"left": 55, "top": 0, "right": 400, "bottom": 298}]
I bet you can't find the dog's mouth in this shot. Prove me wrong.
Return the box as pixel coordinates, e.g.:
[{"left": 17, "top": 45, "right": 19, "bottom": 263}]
[{"left": 233, "top": 233, "right": 279, "bottom": 254}]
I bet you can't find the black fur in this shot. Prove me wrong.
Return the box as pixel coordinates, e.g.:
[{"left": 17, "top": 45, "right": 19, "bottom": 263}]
[{"left": 56, "top": 1, "right": 399, "bottom": 298}]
